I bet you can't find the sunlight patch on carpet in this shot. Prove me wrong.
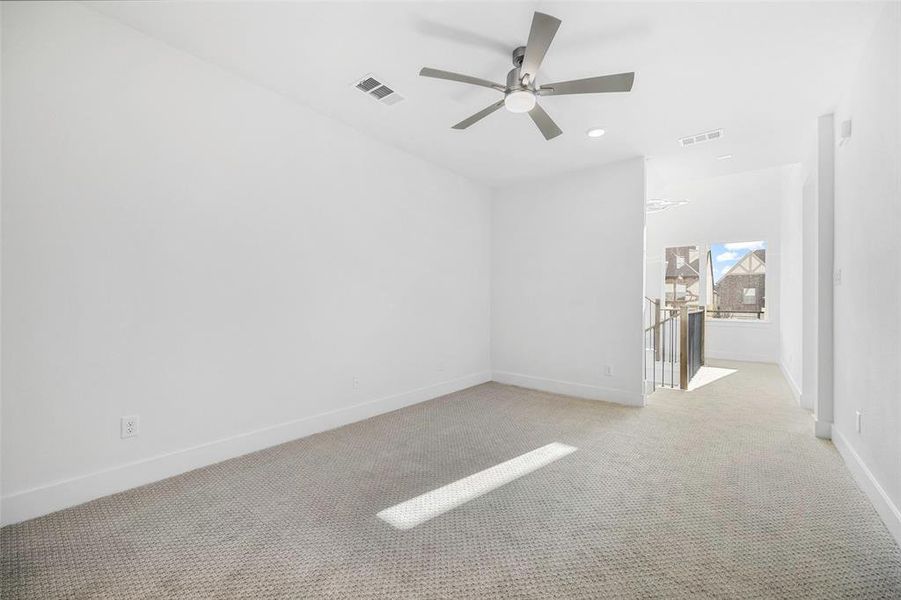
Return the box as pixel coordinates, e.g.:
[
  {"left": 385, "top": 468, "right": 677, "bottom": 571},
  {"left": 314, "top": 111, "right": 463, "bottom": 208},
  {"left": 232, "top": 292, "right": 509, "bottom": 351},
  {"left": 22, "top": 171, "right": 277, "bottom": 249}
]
[
  {"left": 377, "top": 442, "right": 577, "bottom": 530},
  {"left": 687, "top": 366, "right": 738, "bottom": 391}
]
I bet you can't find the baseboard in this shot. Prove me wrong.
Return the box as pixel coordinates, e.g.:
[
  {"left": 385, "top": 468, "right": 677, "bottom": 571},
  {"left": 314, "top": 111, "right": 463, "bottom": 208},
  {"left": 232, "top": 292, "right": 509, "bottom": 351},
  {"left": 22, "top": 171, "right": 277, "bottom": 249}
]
[
  {"left": 706, "top": 351, "right": 778, "bottom": 363},
  {"left": 832, "top": 427, "right": 901, "bottom": 548},
  {"left": 0, "top": 371, "right": 491, "bottom": 527},
  {"left": 491, "top": 371, "right": 644, "bottom": 407},
  {"left": 778, "top": 361, "right": 802, "bottom": 405}
]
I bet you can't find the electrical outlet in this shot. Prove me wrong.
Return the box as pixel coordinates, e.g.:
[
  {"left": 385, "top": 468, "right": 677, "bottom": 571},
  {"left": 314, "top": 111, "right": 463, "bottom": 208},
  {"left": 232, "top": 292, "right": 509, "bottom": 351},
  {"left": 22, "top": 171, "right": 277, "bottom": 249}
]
[
  {"left": 834, "top": 268, "right": 842, "bottom": 286},
  {"left": 603, "top": 365, "right": 613, "bottom": 377},
  {"left": 352, "top": 376, "right": 359, "bottom": 390},
  {"left": 856, "top": 410, "right": 862, "bottom": 433},
  {"left": 121, "top": 415, "right": 139, "bottom": 439}
]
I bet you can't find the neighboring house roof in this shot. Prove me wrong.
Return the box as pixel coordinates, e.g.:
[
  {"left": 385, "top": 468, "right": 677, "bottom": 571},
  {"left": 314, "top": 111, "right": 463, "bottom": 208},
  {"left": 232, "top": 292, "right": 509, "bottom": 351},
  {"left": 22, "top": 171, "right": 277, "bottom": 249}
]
[
  {"left": 665, "top": 248, "right": 701, "bottom": 278},
  {"left": 714, "top": 249, "right": 766, "bottom": 286}
]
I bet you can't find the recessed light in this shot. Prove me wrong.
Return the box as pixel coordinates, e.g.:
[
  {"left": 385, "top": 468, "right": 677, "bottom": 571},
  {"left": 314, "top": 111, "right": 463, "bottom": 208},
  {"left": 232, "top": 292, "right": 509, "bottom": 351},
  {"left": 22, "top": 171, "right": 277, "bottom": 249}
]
[
  {"left": 586, "top": 128, "right": 606, "bottom": 138},
  {"left": 716, "top": 154, "right": 733, "bottom": 160}
]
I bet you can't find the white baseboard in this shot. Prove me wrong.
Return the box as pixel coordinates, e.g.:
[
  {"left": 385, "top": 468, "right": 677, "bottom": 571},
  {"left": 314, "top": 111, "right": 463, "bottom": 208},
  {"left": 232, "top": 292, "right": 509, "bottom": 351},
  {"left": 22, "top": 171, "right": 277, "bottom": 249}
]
[
  {"left": 491, "top": 371, "right": 644, "bottom": 407},
  {"left": 832, "top": 427, "right": 901, "bottom": 548},
  {"left": 778, "top": 361, "right": 802, "bottom": 405},
  {"left": 0, "top": 371, "right": 491, "bottom": 527}
]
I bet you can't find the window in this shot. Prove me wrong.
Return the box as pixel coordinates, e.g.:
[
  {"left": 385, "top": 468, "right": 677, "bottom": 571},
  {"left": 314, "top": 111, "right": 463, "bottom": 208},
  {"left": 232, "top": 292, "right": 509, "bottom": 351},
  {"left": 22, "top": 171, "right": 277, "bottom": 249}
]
[
  {"left": 709, "top": 240, "right": 767, "bottom": 320},
  {"left": 663, "top": 246, "right": 699, "bottom": 306}
]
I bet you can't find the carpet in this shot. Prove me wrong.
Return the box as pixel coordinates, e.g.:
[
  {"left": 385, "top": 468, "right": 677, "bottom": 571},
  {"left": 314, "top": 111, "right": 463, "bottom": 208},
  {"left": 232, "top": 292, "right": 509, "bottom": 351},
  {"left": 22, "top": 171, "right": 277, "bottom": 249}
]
[{"left": 3, "top": 361, "right": 900, "bottom": 599}]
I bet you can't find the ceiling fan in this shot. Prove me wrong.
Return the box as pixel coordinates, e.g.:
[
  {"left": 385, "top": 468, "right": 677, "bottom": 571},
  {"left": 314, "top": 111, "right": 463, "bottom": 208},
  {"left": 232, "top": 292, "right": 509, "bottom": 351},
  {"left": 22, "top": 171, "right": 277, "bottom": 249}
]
[{"left": 419, "top": 12, "right": 635, "bottom": 140}]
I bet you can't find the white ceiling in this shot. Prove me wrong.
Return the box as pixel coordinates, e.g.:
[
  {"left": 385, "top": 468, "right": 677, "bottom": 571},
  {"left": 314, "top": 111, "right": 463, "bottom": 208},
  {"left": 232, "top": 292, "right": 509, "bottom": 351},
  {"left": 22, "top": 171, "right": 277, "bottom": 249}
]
[{"left": 84, "top": 1, "right": 882, "bottom": 188}]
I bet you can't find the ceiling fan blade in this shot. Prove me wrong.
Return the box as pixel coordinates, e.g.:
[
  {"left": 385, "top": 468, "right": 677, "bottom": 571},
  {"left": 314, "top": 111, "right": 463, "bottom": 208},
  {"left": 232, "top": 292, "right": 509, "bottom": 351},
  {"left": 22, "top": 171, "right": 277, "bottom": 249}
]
[
  {"left": 528, "top": 104, "right": 563, "bottom": 140},
  {"left": 452, "top": 99, "right": 506, "bottom": 130},
  {"left": 420, "top": 68, "right": 505, "bottom": 91},
  {"left": 538, "top": 72, "right": 635, "bottom": 96},
  {"left": 520, "top": 12, "right": 562, "bottom": 84}
]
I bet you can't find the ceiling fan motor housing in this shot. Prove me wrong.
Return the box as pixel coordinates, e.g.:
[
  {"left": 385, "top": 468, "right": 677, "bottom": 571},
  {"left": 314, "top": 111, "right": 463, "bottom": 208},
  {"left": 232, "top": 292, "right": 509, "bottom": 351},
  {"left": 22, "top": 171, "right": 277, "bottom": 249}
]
[
  {"left": 512, "top": 45, "right": 526, "bottom": 67},
  {"left": 510, "top": 46, "right": 533, "bottom": 88},
  {"left": 506, "top": 68, "right": 523, "bottom": 90},
  {"left": 506, "top": 49, "right": 537, "bottom": 113},
  {"left": 507, "top": 66, "right": 537, "bottom": 91}
]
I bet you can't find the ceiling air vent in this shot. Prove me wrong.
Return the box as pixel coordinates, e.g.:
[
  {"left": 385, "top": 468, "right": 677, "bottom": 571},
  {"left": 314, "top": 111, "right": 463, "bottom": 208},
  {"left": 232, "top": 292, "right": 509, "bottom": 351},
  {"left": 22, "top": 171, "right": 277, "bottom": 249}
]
[
  {"left": 679, "top": 128, "right": 725, "bottom": 148},
  {"left": 356, "top": 77, "right": 381, "bottom": 92},
  {"left": 351, "top": 73, "right": 405, "bottom": 106},
  {"left": 370, "top": 85, "right": 394, "bottom": 99}
]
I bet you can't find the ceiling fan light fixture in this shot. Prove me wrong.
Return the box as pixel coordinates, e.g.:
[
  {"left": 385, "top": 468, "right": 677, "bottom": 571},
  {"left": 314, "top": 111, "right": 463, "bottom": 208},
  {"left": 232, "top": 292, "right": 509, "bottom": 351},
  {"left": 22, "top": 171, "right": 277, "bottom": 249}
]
[{"left": 504, "top": 90, "right": 536, "bottom": 113}]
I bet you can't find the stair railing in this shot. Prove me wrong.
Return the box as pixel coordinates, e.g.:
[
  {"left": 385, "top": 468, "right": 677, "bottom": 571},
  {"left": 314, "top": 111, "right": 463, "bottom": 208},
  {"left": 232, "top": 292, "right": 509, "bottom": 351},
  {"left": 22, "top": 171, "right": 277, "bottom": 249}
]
[
  {"left": 645, "top": 299, "right": 706, "bottom": 391},
  {"left": 644, "top": 298, "right": 680, "bottom": 391}
]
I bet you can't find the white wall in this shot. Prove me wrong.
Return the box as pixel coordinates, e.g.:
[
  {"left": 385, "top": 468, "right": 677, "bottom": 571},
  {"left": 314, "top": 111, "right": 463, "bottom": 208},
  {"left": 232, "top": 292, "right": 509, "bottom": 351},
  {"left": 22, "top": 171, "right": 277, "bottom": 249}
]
[
  {"left": 812, "top": 114, "right": 836, "bottom": 436},
  {"left": 0, "top": 1, "right": 5, "bottom": 513},
  {"left": 801, "top": 162, "right": 820, "bottom": 417},
  {"left": 779, "top": 163, "right": 804, "bottom": 404},
  {"left": 799, "top": 114, "right": 838, "bottom": 431},
  {"left": 1, "top": 2, "right": 491, "bottom": 524},
  {"left": 830, "top": 3, "right": 901, "bottom": 545},
  {"left": 646, "top": 165, "right": 797, "bottom": 364},
  {"left": 490, "top": 158, "right": 647, "bottom": 406}
]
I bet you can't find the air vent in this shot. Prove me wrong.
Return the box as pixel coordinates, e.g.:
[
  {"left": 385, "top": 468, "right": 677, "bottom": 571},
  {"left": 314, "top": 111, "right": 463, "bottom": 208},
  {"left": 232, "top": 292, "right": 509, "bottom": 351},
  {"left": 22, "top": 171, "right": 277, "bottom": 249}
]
[
  {"left": 351, "top": 73, "right": 405, "bottom": 106},
  {"left": 356, "top": 77, "right": 381, "bottom": 92},
  {"left": 679, "top": 129, "right": 725, "bottom": 148},
  {"left": 370, "top": 85, "right": 394, "bottom": 99}
]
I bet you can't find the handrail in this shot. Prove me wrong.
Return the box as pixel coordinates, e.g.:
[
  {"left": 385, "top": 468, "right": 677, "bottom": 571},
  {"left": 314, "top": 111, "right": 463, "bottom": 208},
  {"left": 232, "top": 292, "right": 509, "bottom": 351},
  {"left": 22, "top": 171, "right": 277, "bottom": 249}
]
[
  {"left": 644, "top": 297, "right": 680, "bottom": 392},
  {"left": 645, "top": 298, "right": 706, "bottom": 393},
  {"left": 662, "top": 304, "right": 704, "bottom": 314},
  {"left": 706, "top": 309, "right": 764, "bottom": 319},
  {"left": 644, "top": 313, "right": 678, "bottom": 333}
]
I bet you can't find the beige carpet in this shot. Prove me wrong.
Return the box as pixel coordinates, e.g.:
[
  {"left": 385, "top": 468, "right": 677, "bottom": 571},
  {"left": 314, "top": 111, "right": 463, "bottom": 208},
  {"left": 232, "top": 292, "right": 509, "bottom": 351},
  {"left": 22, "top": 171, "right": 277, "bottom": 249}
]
[{"left": 2, "top": 361, "right": 900, "bottom": 599}]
